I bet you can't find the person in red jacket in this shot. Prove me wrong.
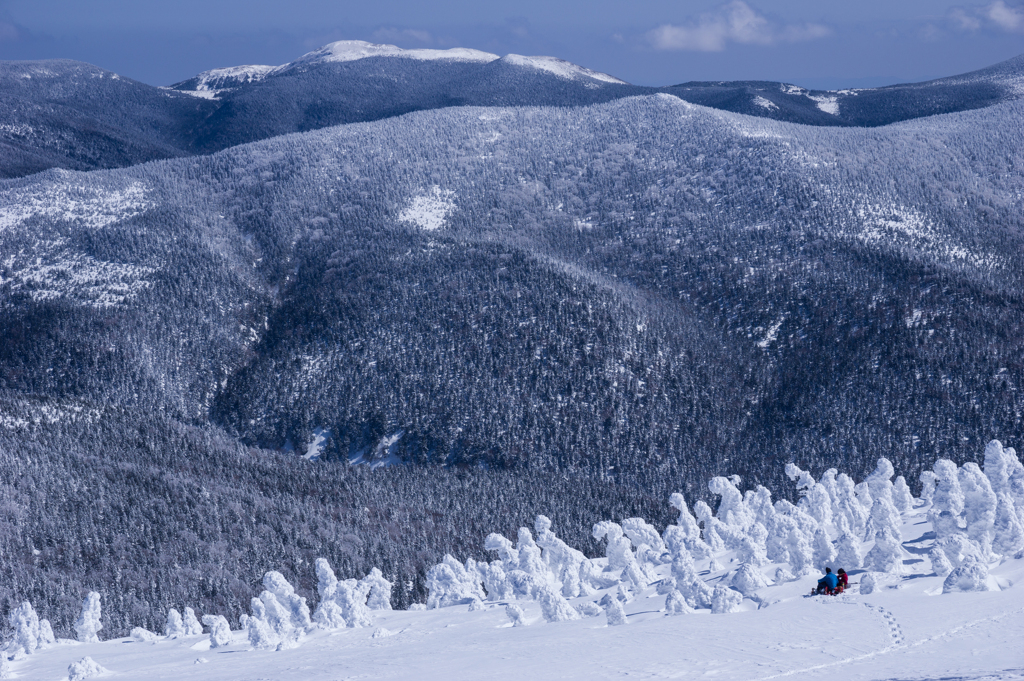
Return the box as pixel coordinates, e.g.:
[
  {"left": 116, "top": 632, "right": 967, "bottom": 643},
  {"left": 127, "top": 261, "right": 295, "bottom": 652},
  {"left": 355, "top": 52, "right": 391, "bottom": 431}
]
[{"left": 836, "top": 568, "right": 849, "bottom": 593}]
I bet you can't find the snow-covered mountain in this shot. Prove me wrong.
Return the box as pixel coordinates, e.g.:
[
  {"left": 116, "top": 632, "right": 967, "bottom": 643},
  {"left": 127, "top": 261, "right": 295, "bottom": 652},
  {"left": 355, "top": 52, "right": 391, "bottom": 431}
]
[
  {"left": 170, "top": 39, "right": 625, "bottom": 100},
  {"left": 3, "top": 45, "right": 1022, "bottom": 178},
  {"left": 2, "top": 43, "right": 1024, "bottom": 653}
]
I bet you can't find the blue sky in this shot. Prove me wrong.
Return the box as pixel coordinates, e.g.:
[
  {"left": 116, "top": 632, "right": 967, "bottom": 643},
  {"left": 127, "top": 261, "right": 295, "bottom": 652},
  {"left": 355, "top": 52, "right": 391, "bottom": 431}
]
[{"left": 0, "top": 0, "right": 1022, "bottom": 88}]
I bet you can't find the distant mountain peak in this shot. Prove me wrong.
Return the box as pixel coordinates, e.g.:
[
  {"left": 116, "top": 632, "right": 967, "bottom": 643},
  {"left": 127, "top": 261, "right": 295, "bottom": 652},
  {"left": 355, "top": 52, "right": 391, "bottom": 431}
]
[{"left": 282, "top": 40, "right": 500, "bottom": 71}]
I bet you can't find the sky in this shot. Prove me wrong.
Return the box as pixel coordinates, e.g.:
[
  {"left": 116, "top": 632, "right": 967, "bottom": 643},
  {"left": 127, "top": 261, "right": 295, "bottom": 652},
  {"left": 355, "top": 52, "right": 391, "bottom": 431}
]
[{"left": 0, "top": 0, "right": 1022, "bottom": 88}]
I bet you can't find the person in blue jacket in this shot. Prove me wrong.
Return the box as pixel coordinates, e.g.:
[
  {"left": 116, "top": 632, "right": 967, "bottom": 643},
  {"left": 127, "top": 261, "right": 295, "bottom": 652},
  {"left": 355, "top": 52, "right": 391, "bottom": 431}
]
[{"left": 815, "top": 567, "right": 838, "bottom": 595}]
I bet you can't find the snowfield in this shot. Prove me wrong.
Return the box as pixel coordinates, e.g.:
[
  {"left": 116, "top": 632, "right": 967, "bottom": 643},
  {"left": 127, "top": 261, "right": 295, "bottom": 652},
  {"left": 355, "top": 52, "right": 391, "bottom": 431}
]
[{"left": 5, "top": 445, "right": 1024, "bottom": 680}]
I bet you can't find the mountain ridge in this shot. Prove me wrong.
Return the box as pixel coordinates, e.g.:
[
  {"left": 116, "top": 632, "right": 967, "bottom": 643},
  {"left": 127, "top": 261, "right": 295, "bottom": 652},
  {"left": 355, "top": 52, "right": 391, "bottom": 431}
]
[{"left": 1, "top": 45, "right": 1021, "bottom": 179}]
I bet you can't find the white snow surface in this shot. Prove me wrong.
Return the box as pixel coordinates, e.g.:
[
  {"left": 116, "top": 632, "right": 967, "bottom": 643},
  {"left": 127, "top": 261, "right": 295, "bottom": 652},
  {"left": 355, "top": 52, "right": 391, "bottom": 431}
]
[
  {"left": 399, "top": 186, "right": 456, "bottom": 231},
  {"left": 752, "top": 95, "right": 778, "bottom": 111},
  {"left": 8, "top": 499, "right": 1024, "bottom": 680},
  {"left": 192, "top": 64, "right": 277, "bottom": 89},
  {"left": 808, "top": 95, "right": 840, "bottom": 115},
  {"left": 500, "top": 54, "right": 628, "bottom": 84},
  {"left": 0, "top": 181, "right": 151, "bottom": 232}
]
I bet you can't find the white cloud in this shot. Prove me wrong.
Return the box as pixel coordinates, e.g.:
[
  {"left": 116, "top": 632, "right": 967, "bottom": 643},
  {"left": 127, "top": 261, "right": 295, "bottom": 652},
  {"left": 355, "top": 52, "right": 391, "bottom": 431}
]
[
  {"left": 949, "top": 8, "right": 983, "bottom": 30},
  {"left": 947, "top": 2, "right": 1024, "bottom": 33},
  {"left": 648, "top": 1, "right": 830, "bottom": 52},
  {"left": 986, "top": 0, "right": 1024, "bottom": 30}
]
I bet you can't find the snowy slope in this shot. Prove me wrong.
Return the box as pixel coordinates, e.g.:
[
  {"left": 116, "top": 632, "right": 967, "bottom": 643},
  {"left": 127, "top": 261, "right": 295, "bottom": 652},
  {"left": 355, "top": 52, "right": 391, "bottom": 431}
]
[
  {"left": 499, "top": 54, "right": 627, "bottom": 85},
  {"left": 7, "top": 454, "right": 1024, "bottom": 681},
  {"left": 8, "top": 513, "right": 1022, "bottom": 680}
]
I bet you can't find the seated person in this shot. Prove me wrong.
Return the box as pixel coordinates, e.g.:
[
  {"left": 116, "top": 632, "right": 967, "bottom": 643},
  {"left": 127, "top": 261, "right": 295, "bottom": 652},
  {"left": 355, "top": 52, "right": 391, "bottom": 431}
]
[
  {"left": 815, "top": 567, "right": 838, "bottom": 595},
  {"left": 836, "top": 568, "right": 848, "bottom": 591}
]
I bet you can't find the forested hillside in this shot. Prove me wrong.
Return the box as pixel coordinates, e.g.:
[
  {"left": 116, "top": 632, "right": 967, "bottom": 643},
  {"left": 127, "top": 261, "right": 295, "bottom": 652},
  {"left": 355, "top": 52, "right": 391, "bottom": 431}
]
[{"left": 1, "top": 78, "right": 1022, "bottom": 635}]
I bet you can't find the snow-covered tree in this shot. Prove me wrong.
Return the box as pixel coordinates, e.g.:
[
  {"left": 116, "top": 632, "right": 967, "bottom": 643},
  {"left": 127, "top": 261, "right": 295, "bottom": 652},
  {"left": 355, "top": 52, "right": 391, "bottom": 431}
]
[
  {"left": 919, "top": 470, "right": 939, "bottom": 506},
  {"left": 730, "top": 563, "right": 769, "bottom": 596},
  {"left": 737, "top": 521, "right": 769, "bottom": 566},
  {"left": 863, "top": 517, "right": 903, "bottom": 574},
  {"left": 936, "top": 533, "right": 983, "bottom": 568},
  {"left": 535, "top": 583, "right": 580, "bottom": 623},
  {"left": 811, "top": 527, "right": 836, "bottom": 571},
  {"left": 929, "top": 546, "right": 954, "bottom": 577},
  {"left": 855, "top": 482, "right": 873, "bottom": 515},
  {"left": 866, "top": 458, "right": 896, "bottom": 504},
  {"left": 263, "top": 571, "right": 313, "bottom": 632},
  {"left": 744, "top": 486, "right": 777, "bottom": 533},
  {"left": 536, "top": 515, "right": 591, "bottom": 596},
  {"left": 993, "top": 492, "right": 1024, "bottom": 556},
  {"left": 773, "top": 566, "right": 796, "bottom": 584},
  {"left": 515, "top": 528, "right": 547, "bottom": 581},
  {"left": 785, "top": 464, "right": 832, "bottom": 526},
  {"left": 930, "top": 459, "right": 965, "bottom": 540},
  {"left": 863, "top": 458, "right": 905, "bottom": 574},
  {"left": 360, "top": 568, "right": 393, "bottom": 610},
  {"left": 165, "top": 608, "right": 185, "bottom": 638},
  {"left": 709, "top": 476, "right": 753, "bottom": 529},
  {"left": 74, "top": 592, "right": 103, "bottom": 643},
  {"left": 244, "top": 599, "right": 278, "bottom": 650},
  {"left": 766, "top": 513, "right": 795, "bottom": 564},
  {"left": 131, "top": 627, "right": 159, "bottom": 642},
  {"left": 693, "top": 501, "right": 726, "bottom": 552},
  {"left": 860, "top": 573, "right": 877, "bottom": 595},
  {"left": 621, "top": 517, "right": 668, "bottom": 561},
  {"left": 785, "top": 524, "right": 814, "bottom": 576},
  {"left": 819, "top": 469, "right": 839, "bottom": 507},
  {"left": 426, "top": 554, "right": 487, "bottom": 609},
  {"left": 942, "top": 556, "right": 990, "bottom": 593},
  {"left": 983, "top": 440, "right": 1013, "bottom": 495},
  {"left": 834, "top": 474, "right": 869, "bottom": 539},
  {"left": 893, "top": 476, "right": 914, "bottom": 514},
  {"left": 67, "top": 657, "right": 107, "bottom": 681},
  {"left": 183, "top": 608, "right": 203, "bottom": 636},
  {"left": 484, "top": 533, "right": 519, "bottom": 572},
  {"left": 600, "top": 594, "right": 628, "bottom": 625},
  {"left": 667, "top": 492, "right": 712, "bottom": 558},
  {"left": 834, "top": 517, "right": 863, "bottom": 570},
  {"left": 312, "top": 558, "right": 373, "bottom": 628},
  {"left": 710, "top": 585, "right": 743, "bottom": 614},
  {"left": 201, "top": 615, "right": 231, "bottom": 648},
  {"left": 312, "top": 558, "right": 347, "bottom": 629},
  {"left": 482, "top": 561, "right": 514, "bottom": 601},
  {"left": 505, "top": 603, "right": 527, "bottom": 627},
  {"left": 656, "top": 576, "right": 692, "bottom": 615},
  {"left": 7, "top": 601, "right": 51, "bottom": 657},
  {"left": 774, "top": 499, "right": 818, "bottom": 535},
  {"left": 663, "top": 526, "right": 713, "bottom": 608},
  {"left": 959, "top": 463, "right": 997, "bottom": 558},
  {"left": 337, "top": 578, "right": 374, "bottom": 628},
  {"left": 593, "top": 520, "right": 646, "bottom": 590},
  {"left": 785, "top": 463, "right": 816, "bottom": 501}
]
